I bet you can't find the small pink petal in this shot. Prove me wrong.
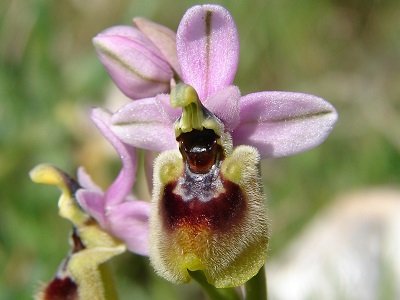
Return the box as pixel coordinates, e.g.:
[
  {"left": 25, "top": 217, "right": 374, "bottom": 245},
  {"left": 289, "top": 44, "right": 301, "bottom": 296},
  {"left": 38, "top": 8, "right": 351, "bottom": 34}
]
[
  {"left": 77, "top": 167, "right": 103, "bottom": 193},
  {"left": 107, "top": 200, "right": 151, "bottom": 256},
  {"left": 177, "top": 4, "right": 239, "bottom": 101},
  {"left": 91, "top": 108, "right": 138, "bottom": 207},
  {"left": 111, "top": 97, "right": 177, "bottom": 152},
  {"left": 203, "top": 85, "right": 240, "bottom": 132},
  {"left": 233, "top": 92, "right": 338, "bottom": 158},
  {"left": 133, "top": 17, "right": 181, "bottom": 76},
  {"left": 76, "top": 190, "right": 107, "bottom": 227}
]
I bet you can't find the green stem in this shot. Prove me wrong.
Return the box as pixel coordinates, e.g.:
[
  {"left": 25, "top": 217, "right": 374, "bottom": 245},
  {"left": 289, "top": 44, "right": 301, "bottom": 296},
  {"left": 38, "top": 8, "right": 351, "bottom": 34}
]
[
  {"left": 244, "top": 265, "right": 267, "bottom": 300},
  {"left": 189, "top": 271, "right": 241, "bottom": 300}
]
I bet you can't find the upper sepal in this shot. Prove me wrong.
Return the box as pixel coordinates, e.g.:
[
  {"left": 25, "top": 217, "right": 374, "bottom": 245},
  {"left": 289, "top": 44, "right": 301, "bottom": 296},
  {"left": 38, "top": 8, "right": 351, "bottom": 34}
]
[{"left": 177, "top": 5, "right": 239, "bottom": 101}]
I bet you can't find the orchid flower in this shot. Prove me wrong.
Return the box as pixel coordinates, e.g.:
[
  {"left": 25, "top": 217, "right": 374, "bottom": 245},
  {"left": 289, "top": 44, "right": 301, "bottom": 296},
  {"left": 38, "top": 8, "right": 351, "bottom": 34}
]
[
  {"left": 93, "top": 3, "right": 337, "bottom": 290},
  {"left": 30, "top": 164, "right": 125, "bottom": 299},
  {"left": 75, "top": 108, "right": 150, "bottom": 256},
  {"left": 30, "top": 106, "right": 152, "bottom": 297}
]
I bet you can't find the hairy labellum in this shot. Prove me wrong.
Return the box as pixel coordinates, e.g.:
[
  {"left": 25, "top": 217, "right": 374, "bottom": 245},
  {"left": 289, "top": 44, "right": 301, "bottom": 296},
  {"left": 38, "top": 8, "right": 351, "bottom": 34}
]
[{"left": 149, "top": 84, "right": 269, "bottom": 287}]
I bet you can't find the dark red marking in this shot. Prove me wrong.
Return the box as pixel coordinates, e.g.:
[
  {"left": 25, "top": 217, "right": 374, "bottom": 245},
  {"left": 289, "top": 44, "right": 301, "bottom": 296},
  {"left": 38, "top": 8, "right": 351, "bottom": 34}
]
[
  {"left": 43, "top": 277, "right": 78, "bottom": 300},
  {"left": 162, "top": 178, "right": 246, "bottom": 232},
  {"left": 71, "top": 228, "right": 86, "bottom": 254}
]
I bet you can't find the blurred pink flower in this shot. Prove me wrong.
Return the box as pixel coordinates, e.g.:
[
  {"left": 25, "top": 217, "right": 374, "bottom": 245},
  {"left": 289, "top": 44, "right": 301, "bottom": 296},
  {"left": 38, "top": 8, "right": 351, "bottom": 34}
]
[{"left": 76, "top": 108, "right": 150, "bottom": 256}]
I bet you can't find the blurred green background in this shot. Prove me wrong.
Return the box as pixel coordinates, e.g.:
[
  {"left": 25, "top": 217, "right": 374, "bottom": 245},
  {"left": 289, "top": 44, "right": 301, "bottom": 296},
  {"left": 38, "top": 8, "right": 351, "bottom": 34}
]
[{"left": 1, "top": 0, "right": 399, "bottom": 298}]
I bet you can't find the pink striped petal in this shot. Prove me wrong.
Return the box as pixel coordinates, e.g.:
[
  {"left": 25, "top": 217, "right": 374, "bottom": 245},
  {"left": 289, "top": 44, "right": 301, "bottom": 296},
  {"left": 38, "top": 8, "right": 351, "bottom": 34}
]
[
  {"left": 111, "top": 97, "right": 177, "bottom": 152},
  {"left": 233, "top": 92, "right": 338, "bottom": 158},
  {"left": 177, "top": 5, "right": 239, "bottom": 101}
]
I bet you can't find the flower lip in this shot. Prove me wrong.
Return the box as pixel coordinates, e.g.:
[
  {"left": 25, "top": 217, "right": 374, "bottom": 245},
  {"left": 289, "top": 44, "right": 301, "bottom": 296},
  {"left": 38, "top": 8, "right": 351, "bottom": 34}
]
[{"left": 162, "top": 177, "right": 246, "bottom": 231}]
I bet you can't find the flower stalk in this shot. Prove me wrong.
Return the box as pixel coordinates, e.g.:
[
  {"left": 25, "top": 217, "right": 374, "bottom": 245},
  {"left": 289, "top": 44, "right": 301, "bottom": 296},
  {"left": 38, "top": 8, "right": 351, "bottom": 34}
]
[
  {"left": 245, "top": 265, "right": 268, "bottom": 300},
  {"left": 189, "top": 271, "right": 242, "bottom": 300}
]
